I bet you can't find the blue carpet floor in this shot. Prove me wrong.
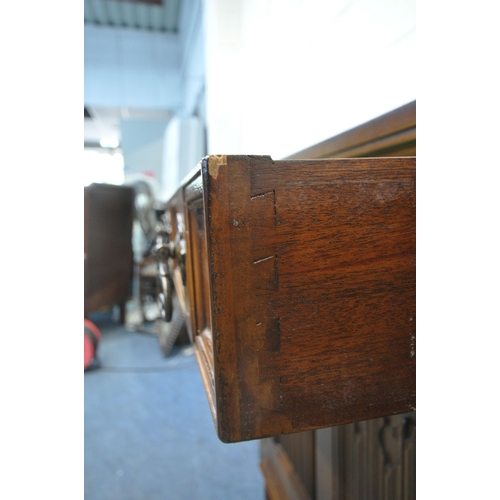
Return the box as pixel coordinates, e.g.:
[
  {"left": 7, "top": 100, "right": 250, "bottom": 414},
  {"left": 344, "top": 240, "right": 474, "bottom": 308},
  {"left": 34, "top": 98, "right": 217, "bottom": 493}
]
[{"left": 85, "top": 313, "right": 264, "bottom": 500}]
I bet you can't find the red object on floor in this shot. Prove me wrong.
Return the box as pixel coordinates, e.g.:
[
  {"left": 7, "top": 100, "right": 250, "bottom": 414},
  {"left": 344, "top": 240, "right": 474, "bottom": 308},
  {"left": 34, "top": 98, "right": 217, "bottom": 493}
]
[{"left": 84, "top": 319, "right": 101, "bottom": 370}]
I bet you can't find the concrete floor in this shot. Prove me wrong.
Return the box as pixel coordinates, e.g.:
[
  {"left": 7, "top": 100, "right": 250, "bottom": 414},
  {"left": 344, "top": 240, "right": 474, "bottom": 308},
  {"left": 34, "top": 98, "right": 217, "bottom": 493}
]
[{"left": 84, "top": 312, "right": 264, "bottom": 500}]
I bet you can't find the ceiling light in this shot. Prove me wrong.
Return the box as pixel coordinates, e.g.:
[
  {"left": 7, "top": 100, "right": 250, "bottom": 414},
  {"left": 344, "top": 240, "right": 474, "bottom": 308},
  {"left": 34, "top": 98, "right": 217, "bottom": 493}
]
[{"left": 100, "top": 138, "right": 120, "bottom": 148}]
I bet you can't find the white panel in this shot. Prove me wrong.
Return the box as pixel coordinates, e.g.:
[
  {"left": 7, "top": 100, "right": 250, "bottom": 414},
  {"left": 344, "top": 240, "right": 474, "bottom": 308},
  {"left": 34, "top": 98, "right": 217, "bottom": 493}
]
[
  {"left": 161, "top": 116, "right": 205, "bottom": 200},
  {"left": 355, "top": 0, "right": 415, "bottom": 35},
  {"left": 156, "top": 32, "right": 181, "bottom": 67},
  {"left": 84, "top": 25, "right": 119, "bottom": 59},
  {"left": 85, "top": 66, "right": 122, "bottom": 107},
  {"left": 123, "top": 69, "right": 158, "bottom": 106},
  {"left": 120, "top": 119, "right": 170, "bottom": 181},
  {"left": 178, "top": 117, "right": 205, "bottom": 178},
  {"left": 159, "top": 70, "right": 183, "bottom": 111},
  {"left": 178, "top": 0, "right": 205, "bottom": 114},
  {"left": 204, "top": 0, "right": 416, "bottom": 158},
  {"left": 161, "top": 116, "right": 181, "bottom": 197},
  {"left": 84, "top": 25, "right": 182, "bottom": 109},
  {"left": 121, "top": 30, "right": 154, "bottom": 68}
]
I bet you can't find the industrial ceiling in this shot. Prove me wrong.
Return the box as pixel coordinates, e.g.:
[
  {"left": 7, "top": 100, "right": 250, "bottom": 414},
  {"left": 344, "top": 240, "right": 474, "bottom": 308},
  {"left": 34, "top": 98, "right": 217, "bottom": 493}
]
[{"left": 84, "top": 0, "right": 182, "bottom": 33}]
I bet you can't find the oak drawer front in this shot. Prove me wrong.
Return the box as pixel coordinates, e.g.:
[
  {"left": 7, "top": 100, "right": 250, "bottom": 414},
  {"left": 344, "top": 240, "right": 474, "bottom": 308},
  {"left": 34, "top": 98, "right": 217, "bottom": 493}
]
[
  {"left": 162, "top": 173, "right": 217, "bottom": 422},
  {"left": 170, "top": 155, "right": 415, "bottom": 443}
]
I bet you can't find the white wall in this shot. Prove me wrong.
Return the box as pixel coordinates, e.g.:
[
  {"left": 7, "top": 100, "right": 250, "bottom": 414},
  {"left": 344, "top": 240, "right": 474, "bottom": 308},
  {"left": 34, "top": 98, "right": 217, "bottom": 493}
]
[
  {"left": 178, "top": 0, "right": 206, "bottom": 117},
  {"left": 120, "top": 119, "right": 171, "bottom": 183},
  {"left": 203, "top": 0, "right": 416, "bottom": 159},
  {"left": 84, "top": 25, "right": 182, "bottom": 110},
  {"left": 161, "top": 116, "right": 206, "bottom": 200},
  {"left": 155, "top": 0, "right": 206, "bottom": 201}
]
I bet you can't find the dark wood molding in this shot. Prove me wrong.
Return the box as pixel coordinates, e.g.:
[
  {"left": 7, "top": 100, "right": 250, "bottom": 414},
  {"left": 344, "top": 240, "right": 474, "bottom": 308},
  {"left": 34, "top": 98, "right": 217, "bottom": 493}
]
[
  {"left": 261, "top": 438, "right": 312, "bottom": 500},
  {"left": 285, "top": 101, "right": 416, "bottom": 160}
]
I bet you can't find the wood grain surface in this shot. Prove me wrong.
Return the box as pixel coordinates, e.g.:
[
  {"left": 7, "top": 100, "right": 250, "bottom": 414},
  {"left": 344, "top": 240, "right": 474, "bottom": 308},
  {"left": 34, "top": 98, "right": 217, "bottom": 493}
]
[
  {"left": 284, "top": 101, "right": 415, "bottom": 160},
  {"left": 198, "top": 155, "right": 415, "bottom": 443}
]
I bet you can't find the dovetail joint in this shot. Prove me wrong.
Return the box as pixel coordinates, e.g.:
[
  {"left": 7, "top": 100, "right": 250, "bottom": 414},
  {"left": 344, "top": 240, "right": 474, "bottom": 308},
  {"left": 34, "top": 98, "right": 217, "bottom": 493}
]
[{"left": 253, "top": 255, "right": 274, "bottom": 265}]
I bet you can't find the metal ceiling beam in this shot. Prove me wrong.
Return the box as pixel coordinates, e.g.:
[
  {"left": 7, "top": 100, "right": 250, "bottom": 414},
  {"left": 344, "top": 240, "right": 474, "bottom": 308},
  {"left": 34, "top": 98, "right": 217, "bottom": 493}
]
[
  {"left": 108, "top": 0, "right": 163, "bottom": 5},
  {"left": 84, "top": 0, "right": 180, "bottom": 33}
]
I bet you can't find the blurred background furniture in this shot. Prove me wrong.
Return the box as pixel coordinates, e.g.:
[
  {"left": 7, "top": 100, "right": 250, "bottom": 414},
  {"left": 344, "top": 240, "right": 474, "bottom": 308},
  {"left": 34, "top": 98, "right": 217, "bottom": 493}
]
[{"left": 84, "top": 183, "right": 135, "bottom": 322}]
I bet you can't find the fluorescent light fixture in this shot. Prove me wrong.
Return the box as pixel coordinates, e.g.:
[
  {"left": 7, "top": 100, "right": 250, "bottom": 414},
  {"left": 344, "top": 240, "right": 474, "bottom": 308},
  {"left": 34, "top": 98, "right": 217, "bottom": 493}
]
[
  {"left": 100, "top": 138, "right": 120, "bottom": 148},
  {"left": 83, "top": 150, "right": 124, "bottom": 186}
]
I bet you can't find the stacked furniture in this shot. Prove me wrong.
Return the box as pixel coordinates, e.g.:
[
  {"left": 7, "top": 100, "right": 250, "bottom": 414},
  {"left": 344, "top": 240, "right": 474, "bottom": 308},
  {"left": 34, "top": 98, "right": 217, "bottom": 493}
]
[{"left": 84, "top": 183, "right": 135, "bottom": 323}]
